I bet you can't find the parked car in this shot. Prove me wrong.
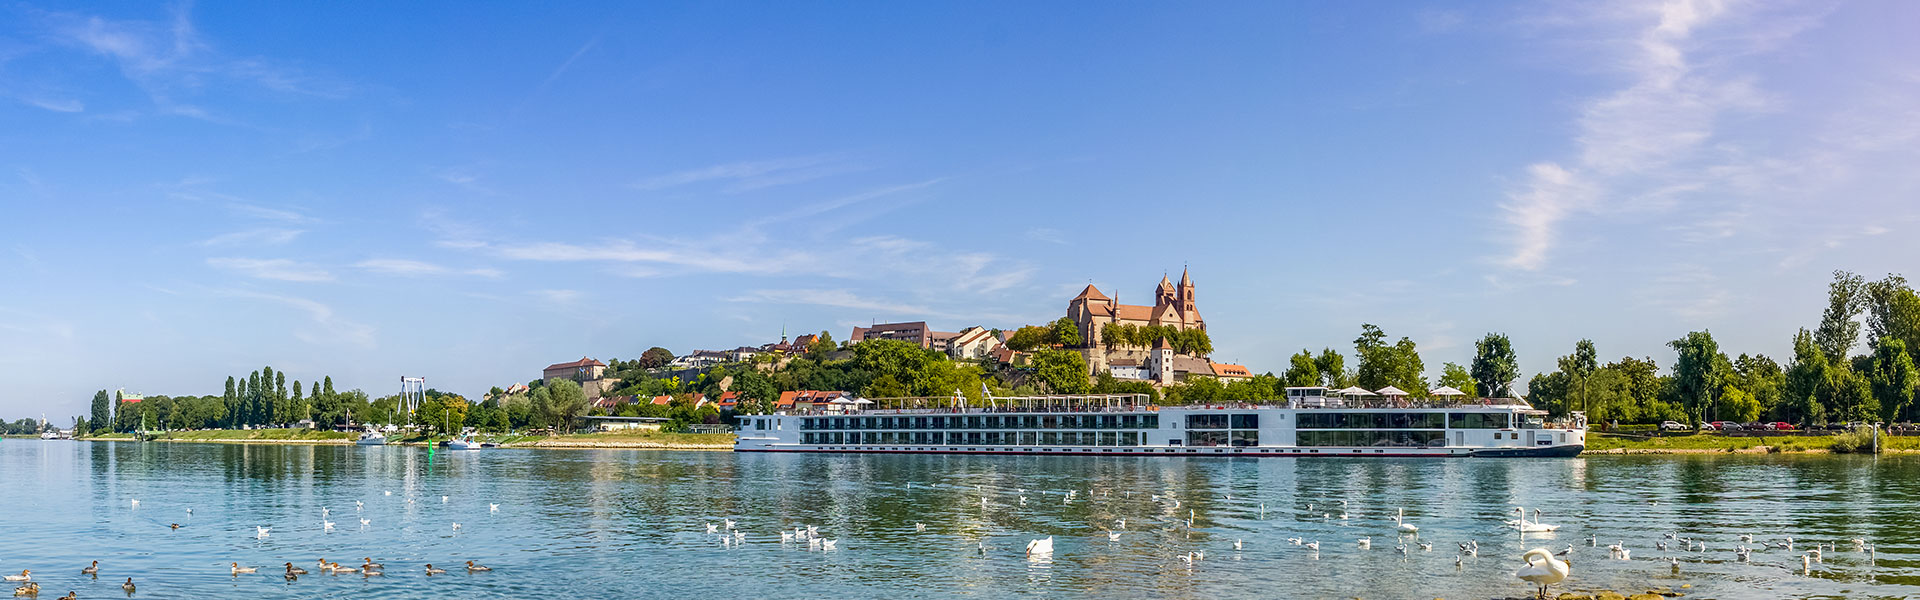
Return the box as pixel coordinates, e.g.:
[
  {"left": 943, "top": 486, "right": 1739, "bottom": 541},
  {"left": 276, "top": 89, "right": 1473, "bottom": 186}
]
[
  {"left": 1744, "top": 422, "right": 1776, "bottom": 431},
  {"left": 1709, "top": 421, "right": 1741, "bottom": 431},
  {"left": 1660, "top": 421, "right": 1689, "bottom": 431},
  {"left": 1769, "top": 422, "right": 1796, "bottom": 431}
]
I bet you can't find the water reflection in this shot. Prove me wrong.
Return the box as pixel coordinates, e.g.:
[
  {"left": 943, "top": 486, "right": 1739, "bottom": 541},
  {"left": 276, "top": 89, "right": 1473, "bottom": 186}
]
[{"left": 6, "top": 442, "right": 1920, "bottom": 599}]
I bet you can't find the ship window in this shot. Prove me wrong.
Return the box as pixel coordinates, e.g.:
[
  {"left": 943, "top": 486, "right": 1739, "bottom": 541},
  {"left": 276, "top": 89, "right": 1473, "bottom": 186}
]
[
  {"left": 1120, "top": 415, "right": 1139, "bottom": 428},
  {"left": 1448, "top": 413, "right": 1504, "bottom": 429},
  {"left": 1187, "top": 414, "right": 1228, "bottom": 429},
  {"left": 986, "top": 416, "right": 1002, "bottom": 429},
  {"left": 1143, "top": 415, "right": 1159, "bottom": 429},
  {"left": 1230, "top": 414, "right": 1259, "bottom": 429},
  {"left": 1122, "top": 432, "right": 1139, "bottom": 445}
]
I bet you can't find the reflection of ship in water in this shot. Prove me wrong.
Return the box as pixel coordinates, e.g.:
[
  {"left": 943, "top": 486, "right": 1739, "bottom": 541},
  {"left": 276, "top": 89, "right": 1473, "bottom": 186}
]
[{"left": 736, "top": 390, "right": 1586, "bottom": 458}]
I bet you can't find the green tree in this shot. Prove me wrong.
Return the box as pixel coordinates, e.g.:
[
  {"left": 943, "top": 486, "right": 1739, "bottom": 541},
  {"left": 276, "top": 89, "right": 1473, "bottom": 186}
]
[
  {"left": 862, "top": 374, "right": 909, "bottom": 398},
  {"left": 1282, "top": 350, "right": 1320, "bottom": 387},
  {"left": 1032, "top": 349, "right": 1090, "bottom": 394},
  {"left": 1731, "top": 354, "right": 1785, "bottom": 420},
  {"left": 542, "top": 378, "right": 590, "bottom": 434},
  {"left": 1438, "top": 362, "right": 1477, "bottom": 398},
  {"left": 1668, "top": 331, "right": 1722, "bottom": 426},
  {"left": 731, "top": 369, "right": 778, "bottom": 410},
  {"left": 1050, "top": 317, "right": 1081, "bottom": 348},
  {"left": 1869, "top": 337, "right": 1917, "bottom": 423},
  {"left": 1865, "top": 275, "right": 1920, "bottom": 353},
  {"left": 1314, "top": 348, "right": 1348, "bottom": 388},
  {"left": 1816, "top": 270, "right": 1867, "bottom": 362},
  {"left": 1558, "top": 339, "right": 1598, "bottom": 413},
  {"left": 1470, "top": 333, "right": 1519, "bottom": 398},
  {"left": 222, "top": 376, "right": 238, "bottom": 428},
  {"left": 1006, "top": 325, "right": 1053, "bottom": 351},
  {"left": 808, "top": 331, "right": 837, "bottom": 356},
  {"left": 291, "top": 380, "right": 304, "bottom": 422},
  {"left": 1353, "top": 324, "right": 1426, "bottom": 394},
  {"left": 1717, "top": 384, "right": 1762, "bottom": 424},
  {"left": 90, "top": 389, "right": 110, "bottom": 434},
  {"left": 638, "top": 347, "right": 675, "bottom": 369},
  {"left": 1782, "top": 329, "right": 1831, "bottom": 426}
]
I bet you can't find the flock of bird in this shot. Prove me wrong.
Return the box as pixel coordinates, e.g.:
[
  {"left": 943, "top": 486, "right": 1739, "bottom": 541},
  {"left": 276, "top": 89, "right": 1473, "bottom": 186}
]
[
  {"left": 2, "top": 493, "right": 503, "bottom": 597},
  {"left": 683, "top": 484, "right": 1883, "bottom": 600}
]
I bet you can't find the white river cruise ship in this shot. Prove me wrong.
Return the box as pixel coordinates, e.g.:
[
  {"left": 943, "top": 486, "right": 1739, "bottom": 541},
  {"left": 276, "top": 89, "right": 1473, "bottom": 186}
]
[{"left": 735, "top": 387, "right": 1587, "bottom": 458}]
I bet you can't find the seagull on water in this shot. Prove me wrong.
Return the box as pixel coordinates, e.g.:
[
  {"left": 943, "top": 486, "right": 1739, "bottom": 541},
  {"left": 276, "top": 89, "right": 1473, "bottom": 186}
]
[
  {"left": 1108, "top": 531, "right": 1122, "bottom": 541},
  {"left": 490, "top": 503, "right": 499, "bottom": 512},
  {"left": 256, "top": 526, "right": 271, "bottom": 539}
]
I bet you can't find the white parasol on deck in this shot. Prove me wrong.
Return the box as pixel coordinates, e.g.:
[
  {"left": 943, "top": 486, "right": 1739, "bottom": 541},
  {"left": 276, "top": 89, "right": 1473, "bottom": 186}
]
[
  {"left": 1335, "top": 386, "right": 1373, "bottom": 396},
  {"left": 1428, "top": 386, "right": 1466, "bottom": 397},
  {"left": 1374, "top": 386, "right": 1410, "bottom": 397}
]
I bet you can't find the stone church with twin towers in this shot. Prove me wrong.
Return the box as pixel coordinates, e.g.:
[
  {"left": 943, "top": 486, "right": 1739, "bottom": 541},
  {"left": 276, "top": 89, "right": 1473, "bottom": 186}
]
[{"left": 1066, "top": 269, "right": 1245, "bottom": 384}]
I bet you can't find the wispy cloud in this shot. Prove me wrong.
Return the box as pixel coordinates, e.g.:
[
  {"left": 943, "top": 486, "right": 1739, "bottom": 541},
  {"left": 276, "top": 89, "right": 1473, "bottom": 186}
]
[
  {"left": 196, "top": 228, "right": 303, "bottom": 247},
  {"left": 726, "top": 289, "right": 935, "bottom": 316},
  {"left": 1496, "top": 0, "right": 1815, "bottom": 270},
  {"left": 226, "top": 202, "right": 316, "bottom": 223},
  {"left": 217, "top": 289, "right": 374, "bottom": 347},
  {"left": 39, "top": 5, "right": 350, "bottom": 119},
  {"left": 1025, "top": 227, "right": 1068, "bottom": 245},
  {"left": 19, "top": 97, "right": 84, "bottom": 113},
  {"left": 531, "top": 289, "right": 581, "bottom": 305},
  {"left": 206, "top": 257, "right": 333, "bottom": 282},
  {"left": 631, "top": 154, "right": 865, "bottom": 193},
  {"left": 354, "top": 258, "right": 503, "bottom": 278}
]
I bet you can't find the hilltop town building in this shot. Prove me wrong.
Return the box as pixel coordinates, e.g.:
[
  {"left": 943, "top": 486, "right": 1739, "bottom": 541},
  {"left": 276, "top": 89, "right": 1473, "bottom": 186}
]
[
  {"left": 1066, "top": 270, "right": 1249, "bottom": 384},
  {"left": 542, "top": 357, "right": 618, "bottom": 399}
]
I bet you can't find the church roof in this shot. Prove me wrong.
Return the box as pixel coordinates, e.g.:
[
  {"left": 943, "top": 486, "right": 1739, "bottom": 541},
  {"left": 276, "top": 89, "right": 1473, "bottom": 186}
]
[
  {"left": 1073, "top": 284, "right": 1109, "bottom": 302},
  {"left": 1154, "top": 337, "right": 1173, "bottom": 350},
  {"left": 1113, "top": 304, "right": 1155, "bottom": 321},
  {"left": 1157, "top": 275, "right": 1174, "bottom": 292},
  {"left": 1179, "top": 268, "right": 1192, "bottom": 288}
]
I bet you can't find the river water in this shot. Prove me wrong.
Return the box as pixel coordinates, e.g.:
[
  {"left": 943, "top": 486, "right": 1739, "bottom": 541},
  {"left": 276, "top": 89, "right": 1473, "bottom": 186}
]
[{"left": 1, "top": 441, "right": 1916, "bottom": 599}]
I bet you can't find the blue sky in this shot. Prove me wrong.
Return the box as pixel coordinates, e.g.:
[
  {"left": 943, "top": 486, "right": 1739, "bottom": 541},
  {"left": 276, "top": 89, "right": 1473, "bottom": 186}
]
[{"left": 3, "top": 1, "right": 1917, "bottom": 417}]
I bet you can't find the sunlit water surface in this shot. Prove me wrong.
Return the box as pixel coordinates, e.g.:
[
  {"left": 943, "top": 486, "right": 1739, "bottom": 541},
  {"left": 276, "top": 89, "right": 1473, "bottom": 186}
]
[{"left": 3, "top": 441, "right": 1918, "bottom": 599}]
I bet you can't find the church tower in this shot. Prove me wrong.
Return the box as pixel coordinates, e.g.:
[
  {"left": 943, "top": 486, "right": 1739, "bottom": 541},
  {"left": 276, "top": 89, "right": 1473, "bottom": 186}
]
[
  {"left": 1177, "top": 268, "right": 1196, "bottom": 319},
  {"left": 1155, "top": 274, "right": 1176, "bottom": 309}
]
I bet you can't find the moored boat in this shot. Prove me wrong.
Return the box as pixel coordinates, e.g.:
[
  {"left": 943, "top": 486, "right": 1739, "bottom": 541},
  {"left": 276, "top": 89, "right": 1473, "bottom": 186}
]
[
  {"left": 355, "top": 430, "right": 386, "bottom": 446},
  {"left": 734, "top": 389, "right": 1586, "bottom": 458},
  {"left": 445, "top": 434, "right": 483, "bottom": 450}
]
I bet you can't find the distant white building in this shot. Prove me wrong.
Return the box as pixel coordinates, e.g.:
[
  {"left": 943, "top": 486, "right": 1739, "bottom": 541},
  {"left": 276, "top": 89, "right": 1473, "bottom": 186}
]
[
  {"left": 670, "top": 350, "right": 729, "bottom": 369},
  {"left": 946, "top": 326, "right": 1005, "bottom": 360}
]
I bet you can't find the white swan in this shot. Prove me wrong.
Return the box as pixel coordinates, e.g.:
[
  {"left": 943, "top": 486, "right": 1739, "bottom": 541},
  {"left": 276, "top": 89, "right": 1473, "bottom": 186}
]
[
  {"left": 705, "top": 523, "right": 718, "bottom": 534},
  {"left": 1394, "top": 508, "right": 1419, "bottom": 534},
  {"left": 1514, "top": 548, "right": 1570, "bottom": 600},
  {"left": 1511, "top": 507, "right": 1559, "bottom": 533},
  {"left": 1358, "top": 537, "right": 1372, "bottom": 549},
  {"left": 1026, "top": 536, "right": 1054, "bottom": 555}
]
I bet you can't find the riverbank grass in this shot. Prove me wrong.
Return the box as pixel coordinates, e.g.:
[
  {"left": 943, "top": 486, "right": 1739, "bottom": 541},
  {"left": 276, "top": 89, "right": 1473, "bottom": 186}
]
[{"left": 1588, "top": 433, "right": 1920, "bottom": 453}]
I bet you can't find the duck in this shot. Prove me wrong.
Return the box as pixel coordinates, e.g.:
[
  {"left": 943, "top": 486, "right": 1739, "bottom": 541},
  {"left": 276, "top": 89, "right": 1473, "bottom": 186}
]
[
  {"left": 80, "top": 562, "right": 97, "bottom": 576},
  {"left": 1514, "top": 548, "right": 1571, "bottom": 600},
  {"left": 11, "top": 582, "right": 37, "bottom": 597},
  {"left": 424, "top": 564, "right": 446, "bottom": 575},
  {"left": 331, "top": 563, "right": 361, "bottom": 574},
  {"left": 2, "top": 572, "right": 27, "bottom": 582},
  {"left": 362, "top": 558, "right": 383, "bottom": 570},
  {"left": 231, "top": 563, "right": 257, "bottom": 575},
  {"left": 58, "top": 593, "right": 74, "bottom": 600},
  {"left": 1025, "top": 536, "right": 1054, "bottom": 556},
  {"left": 121, "top": 579, "right": 135, "bottom": 593},
  {"left": 465, "top": 561, "right": 491, "bottom": 572},
  {"left": 284, "top": 563, "right": 308, "bottom": 575},
  {"left": 168, "top": 523, "right": 181, "bottom": 530}
]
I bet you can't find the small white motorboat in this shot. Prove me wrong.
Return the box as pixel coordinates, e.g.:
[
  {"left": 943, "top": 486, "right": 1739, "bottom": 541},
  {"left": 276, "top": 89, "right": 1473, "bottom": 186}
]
[
  {"left": 446, "top": 435, "right": 482, "bottom": 450},
  {"left": 355, "top": 430, "right": 387, "bottom": 446}
]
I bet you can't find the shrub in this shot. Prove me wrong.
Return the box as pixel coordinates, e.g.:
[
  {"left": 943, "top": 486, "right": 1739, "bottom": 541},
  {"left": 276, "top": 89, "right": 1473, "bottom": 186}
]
[{"left": 1830, "top": 427, "right": 1879, "bottom": 454}]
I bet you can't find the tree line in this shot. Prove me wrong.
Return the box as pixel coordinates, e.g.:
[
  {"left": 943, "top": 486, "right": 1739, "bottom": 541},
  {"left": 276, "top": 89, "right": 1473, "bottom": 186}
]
[{"left": 1519, "top": 271, "right": 1917, "bottom": 427}]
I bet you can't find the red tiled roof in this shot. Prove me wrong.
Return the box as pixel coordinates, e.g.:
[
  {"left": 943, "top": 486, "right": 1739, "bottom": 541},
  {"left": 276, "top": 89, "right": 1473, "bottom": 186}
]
[
  {"left": 543, "top": 357, "right": 606, "bottom": 371},
  {"left": 1210, "top": 362, "right": 1252, "bottom": 378},
  {"left": 1073, "top": 284, "right": 1109, "bottom": 302},
  {"left": 651, "top": 395, "right": 672, "bottom": 405}
]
